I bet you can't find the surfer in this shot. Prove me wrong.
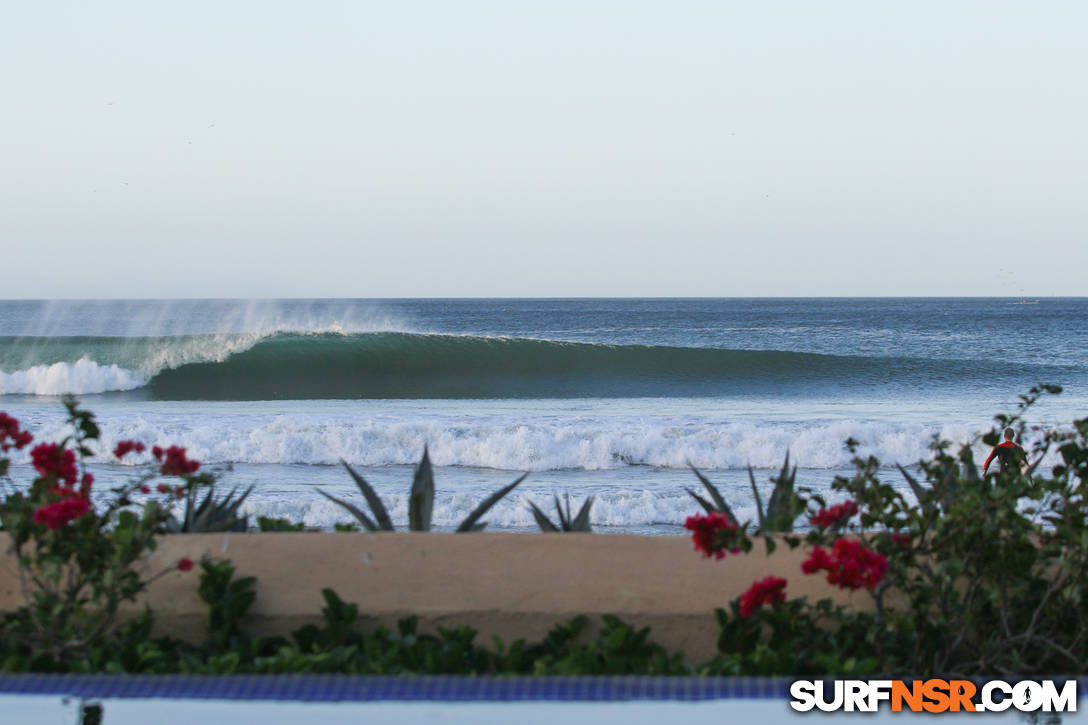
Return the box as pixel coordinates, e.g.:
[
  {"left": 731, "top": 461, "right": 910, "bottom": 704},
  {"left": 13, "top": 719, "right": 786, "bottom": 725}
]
[{"left": 982, "top": 428, "right": 1027, "bottom": 475}]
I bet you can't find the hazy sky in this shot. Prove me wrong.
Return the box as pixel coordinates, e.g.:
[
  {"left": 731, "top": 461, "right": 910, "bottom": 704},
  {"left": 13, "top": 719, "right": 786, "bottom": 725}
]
[{"left": 2, "top": 1, "right": 1085, "bottom": 298}]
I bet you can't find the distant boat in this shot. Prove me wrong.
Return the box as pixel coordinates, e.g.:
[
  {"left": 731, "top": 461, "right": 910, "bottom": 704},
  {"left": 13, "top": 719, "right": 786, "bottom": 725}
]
[{"left": 1011, "top": 298, "right": 1040, "bottom": 305}]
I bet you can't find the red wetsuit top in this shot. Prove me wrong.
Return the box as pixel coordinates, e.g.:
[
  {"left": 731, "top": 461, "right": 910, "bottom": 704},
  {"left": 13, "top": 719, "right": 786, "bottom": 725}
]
[{"left": 983, "top": 440, "right": 1026, "bottom": 474}]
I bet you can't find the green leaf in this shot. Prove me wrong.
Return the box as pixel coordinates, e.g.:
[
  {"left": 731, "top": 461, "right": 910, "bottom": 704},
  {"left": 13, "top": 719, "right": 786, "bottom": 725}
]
[
  {"left": 528, "top": 500, "right": 559, "bottom": 532},
  {"left": 340, "top": 460, "right": 394, "bottom": 531},
  {"left": 897, "top": 464, "right": 931, "bottom": 512},
  {"left": 685, "top": 488, "right": 716, "bottom": 514},
  {"left": 555, "top": 494, "right": 569, "bottom": 529},
  {"left": 408, "top": 447, "right": 435, "bottom": 531},
  {"left": 316, "top": 489, "right": 380, "bottom": 531},
  {"left": 764, "top": 451, "right": 796, "bottom": 532},
  {"left": 570, "top": 496, "right": 594, "bottom": 532},
  {"left": 747, "top": 466, "right": 766, "bottom": 530},
  {"left": 688, "top": 465, "right": 737, "bottom": 524},
  {"left": 457, "top": 472, "right": 527, "bottom": 533}
]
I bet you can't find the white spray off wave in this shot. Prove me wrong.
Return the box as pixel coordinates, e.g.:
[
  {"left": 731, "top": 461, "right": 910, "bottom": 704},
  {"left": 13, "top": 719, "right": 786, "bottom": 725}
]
[{"left": 0, "top": 303, "right": 415, "bottom": 396}]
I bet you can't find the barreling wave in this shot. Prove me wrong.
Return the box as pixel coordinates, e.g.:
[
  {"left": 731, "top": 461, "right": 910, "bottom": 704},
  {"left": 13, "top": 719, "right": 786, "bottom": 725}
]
[{"left": 0, "top": 331, "right": 1059, "bottom": 399}]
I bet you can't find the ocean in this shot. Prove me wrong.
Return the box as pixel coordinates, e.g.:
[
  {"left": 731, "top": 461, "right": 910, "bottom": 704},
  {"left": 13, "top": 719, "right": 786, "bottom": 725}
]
[{"left": 1, "top": 298, "right": 1084, "bottom": 534}]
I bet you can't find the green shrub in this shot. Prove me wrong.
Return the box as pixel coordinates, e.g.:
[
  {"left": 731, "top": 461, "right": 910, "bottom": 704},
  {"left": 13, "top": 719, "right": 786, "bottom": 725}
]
[
  {"left": 0, "top": 398, "right": 209, "bottom": 666},
  {"left": 257, "top": 516, "right": 307, "bottom": 532},
  {"left": 692, "top": 384, "right": 1088, "bottom": 675}
]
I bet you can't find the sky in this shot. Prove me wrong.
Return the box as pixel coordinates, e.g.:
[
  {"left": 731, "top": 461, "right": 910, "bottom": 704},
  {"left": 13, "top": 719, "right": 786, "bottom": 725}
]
[{"left": 1, "top": 0, "right": 1085, "bottom": 298}]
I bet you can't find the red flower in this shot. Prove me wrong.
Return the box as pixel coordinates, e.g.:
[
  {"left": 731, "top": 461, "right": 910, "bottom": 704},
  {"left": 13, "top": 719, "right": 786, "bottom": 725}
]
[
  {"left": 32, "top": 496, "right": 91, "bottom": 530},
  {"left": 889, "top": 532, "right": 912, "bottom": 548},
  {"left": 738, "top": 576, "right": 788, "bottom": 617},
  {"left": 0, "top": 412, "right": 33, "bottom": 452},
  {"left": 113, "top": 440, "right": 146, "bottom": 459},
  {"left": 139, "top": 484, "right": 151, "bottom": 494},
  {"left": 159, "top": 446, "right": 200, "bottom": 476},
  {"left": 177, "top": 558, "right": 194, "bottom": 572},
  {"left": 174, "top": 485, "right": 187, "bottom": 498},
  {"left": 156, "top": 483, "right": 171, "bottom": 494},
  {"left": 802, "top": 538, "right": 888, "bottom": 590},
  {"left": 809, "top": 500, "right": 858, "bottom": 529},
  {"left": 151, "top": 445, "right": 163, "bottom": 460},
  {"left": 685, "top": 511, "right": 743, "bottom": 559},
  {"left": 30, "top": 443, "right": 78, "bottom": 487}
]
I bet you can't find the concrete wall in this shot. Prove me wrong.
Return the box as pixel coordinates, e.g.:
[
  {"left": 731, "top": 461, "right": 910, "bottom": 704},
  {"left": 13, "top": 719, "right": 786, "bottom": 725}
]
[{"left": 0, "top": 533, "right": 867, "bottom": 663}]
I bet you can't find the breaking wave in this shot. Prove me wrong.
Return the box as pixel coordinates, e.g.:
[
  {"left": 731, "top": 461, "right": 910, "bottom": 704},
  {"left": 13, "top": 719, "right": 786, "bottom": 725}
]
[{"left": 0, "top": 332, "right": 1058, "bottom": 399}]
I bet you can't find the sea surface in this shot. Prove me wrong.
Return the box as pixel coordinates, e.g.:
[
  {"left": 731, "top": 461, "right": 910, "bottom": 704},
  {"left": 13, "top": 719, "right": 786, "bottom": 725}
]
[{"left": 1, "top": 298, "right": 1084, "bottom": 534}]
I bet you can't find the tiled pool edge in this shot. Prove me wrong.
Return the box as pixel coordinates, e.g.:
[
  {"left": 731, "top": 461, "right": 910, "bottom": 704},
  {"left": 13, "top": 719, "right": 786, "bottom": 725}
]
[{"left": 0, "top": 674, "right": 795, "bottom": 702}]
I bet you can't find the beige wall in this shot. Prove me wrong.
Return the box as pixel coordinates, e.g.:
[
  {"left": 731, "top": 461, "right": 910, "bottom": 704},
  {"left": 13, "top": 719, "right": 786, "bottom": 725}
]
[{"left": 0, "top": 532, "right": 867, "bottom": 663}]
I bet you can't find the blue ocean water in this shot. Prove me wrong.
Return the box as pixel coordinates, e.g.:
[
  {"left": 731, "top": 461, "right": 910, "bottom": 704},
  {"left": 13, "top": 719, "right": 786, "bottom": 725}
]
[{"left": 1, "top": 298, "right": 1084, "bottom": 533}]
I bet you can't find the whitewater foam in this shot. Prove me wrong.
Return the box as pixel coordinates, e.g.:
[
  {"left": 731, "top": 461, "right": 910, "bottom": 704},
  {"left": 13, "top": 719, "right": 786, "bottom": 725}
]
[
  {"left": 2, "top": 411, "right": 1054, "bottom": 472},
  {"left": 0, "top": 357, "right": 146, "bottom": 396}
]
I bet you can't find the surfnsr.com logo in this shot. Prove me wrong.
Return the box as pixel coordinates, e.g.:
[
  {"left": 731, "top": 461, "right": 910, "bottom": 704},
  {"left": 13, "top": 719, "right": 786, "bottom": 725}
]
[{"left": 790, "top": 679, "right": 1077, "bottom": 713}]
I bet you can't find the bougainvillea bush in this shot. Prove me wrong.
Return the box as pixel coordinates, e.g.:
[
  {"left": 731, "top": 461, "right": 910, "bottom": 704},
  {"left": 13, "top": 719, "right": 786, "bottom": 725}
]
[
  {"left": 0, "top": 397, "right": 203, "bottom": 666},
  {"left": 692, "top": 385, "right": 1088, "bottom": 676}
]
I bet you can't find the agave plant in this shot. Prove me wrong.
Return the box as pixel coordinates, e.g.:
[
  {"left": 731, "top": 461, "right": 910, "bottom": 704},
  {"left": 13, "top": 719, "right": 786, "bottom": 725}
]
[
  {"left": 527, "top": 493, "right": 594, "bottom": 532},
  {"left": 166, "top": 483, "right": 253, "bottom": 533},
  {"left": 318, "top": 447, "right": 527, "bottom": 532},
  {"left": 686, "top": 452, "right": 801, "bottom": 532}
]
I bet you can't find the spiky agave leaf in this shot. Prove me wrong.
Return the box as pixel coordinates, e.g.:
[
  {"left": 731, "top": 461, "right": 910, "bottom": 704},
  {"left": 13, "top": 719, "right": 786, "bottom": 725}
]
[
  {"left": 526, "top": 492, "right": 594, "bottom": 532},
  {"left": 340, "top": 459, "right": 394, "bottom": 531},
  {"left": 747, "top": 466, "right": 766, "bottom": 531},
  {"left": 193, "top": 485, "right": 252, "bottom": 532},
  {"left": 456, "top": 472, "right": 528, "bottom": 532},
  {"left": 316, "top": 488, "right": 381, "bottom": 531},
  {"left": 569, "top": 495, "right": 594, "bottom": 532},
  {"left": 897, "top": 463, "right": 932, "bottom": 513},
  {"left": 408, "top": 446, "right": 435, "bottom": 531},
  {"left": 938, "top": 464, "right": 958, "bottom": 510},
  {"left": 685, "top": 488, "right": 717, "bottom": 514},
  {"left": 688, "top": 464, "right": 738, "bottom": 524},
  {"left": 169, "top": 484, "right": 253, "bottom": 533},
  {"left": 555, "top": 493, "right": 569, "bottom": 529},
  {"left": 528, "top": 500, "right": 560, "bottom": 532},
  {"left": 764, "top": 452, "right": 797, "bottom": 532}
]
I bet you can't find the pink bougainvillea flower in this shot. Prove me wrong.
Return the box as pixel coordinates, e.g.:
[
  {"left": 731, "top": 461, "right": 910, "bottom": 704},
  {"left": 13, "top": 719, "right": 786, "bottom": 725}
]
[
  {"left": 889, "top": 532, "right": 912, "bottom": 548},
  {"left": 30, "top": 443, "right": 78, "bottom": 487},
  {"left": 802, "top": 538, "right": 888, "bottom": 590},
  {"left": 113, "top": 440, "right": 146, "bottom": 459},
  {"left": 0, "top": 412, "right": 33, "bottom": 452},
  {"left": 738, "top": 576, "right": 788, "bottom": 617},
  {"left": 809, "top": 500, "right": 859, "bottom": 529},
  {"left": 159, "top": 446, "right": 200, "bottom": 476},
  {"left": 684, "top": 511, "right": 743, "bottom": 559},
  {"left": 156, "top": 483, "right": 171, "bottom": 494},
  {"left": 139, "top": 484, "right": 151, "bottom": 494},
  {"left": 151, "top": 445, "right": 163, "bottom": 460},
  {"left": 32, "top": 496, "right": 91, "bottom": 530},
  {"left": 177, "top": 558, "right": 194, "bottom": 572}
]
